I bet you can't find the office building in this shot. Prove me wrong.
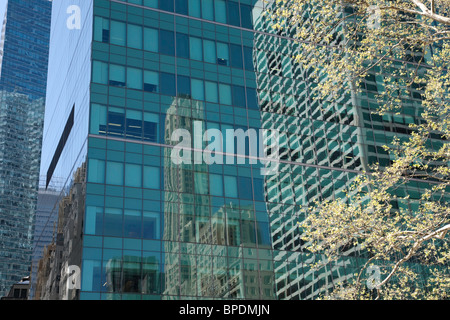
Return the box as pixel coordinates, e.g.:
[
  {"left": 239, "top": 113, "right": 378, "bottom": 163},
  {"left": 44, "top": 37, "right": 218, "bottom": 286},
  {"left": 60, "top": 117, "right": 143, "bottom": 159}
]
[
  {"left": 0, "top": 0, "right": 51, "bottom": 297},
  {"left": 36, "top": 0, "right": 445, "bottom": 300}
]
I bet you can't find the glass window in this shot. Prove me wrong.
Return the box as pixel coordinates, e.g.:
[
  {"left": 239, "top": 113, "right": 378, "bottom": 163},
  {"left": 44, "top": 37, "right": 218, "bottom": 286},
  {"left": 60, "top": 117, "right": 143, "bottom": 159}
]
[
  {"left": 194, "top": 172, "right": 208, "bottom": 194},
  {"left": 144, "top": 70, "right": 159, "bottom": 93},
  {"left": 109, "top": 64, "right": 126, "bottom": 87},
  {"left": 128, "top": 24, "right": 143, "bottom": 49},
  {"left": 104, "top": 208, "right": 123, "bottom": 237},
  {"left": 106, "top": 161, "right": 124, "bottom": 185},
  {"left": 238, "top": 176, "right": 253, "bottom": 199},
  {"left": 108, "top": 107, "right": 125, "bottom": 136},
  {"left": 160, "top": 72, "right": 176, "bottom": 96},
  {"left": 219, "top": 84, "right": 232, "bottom": 105},
  {"left": 175, "top": 0, "right": 188, "bottom": 15},
  {"left": 205, "top": 81, "right": 218, "bottom": 103},
  {"left": 188, "top": 0, "right": 201, "bottom": 17},
  {"left": 176, "top": 33, "right": 189, "bottom": 59},
  {"left": 160, "top": 29, "right": 175, "bottom": 56},
  {"left": 243, "top": 46, "right": 254, "bottom": 71},
  {"left": 144, "top": 166, "right": 160, "bottom": 189},
  {"left": 124, "top": 210, "right": 142, "bottom": 238},
  {"left": 201, "top": 0, "right": 214, "bottom": 20},
  {"left": 143, "top": 211, "right": 160, "bottom": 239},
  {"left": 127, "top": 67, "right": 143, "bottom": 90},
  {"left": 224, "top": 176, "right": 237, "bottom": 198},
  {"left": 209, "top": 174, "right": 223, "bottom": 196},
  {"left": 90, "top": 103, "right": 107, "bottom": 134},
  {"left": 110, "top": 20, "right": 126, "bottom": 46},
  {"left": 85, "top": 206, "right": 103, "bottom": 235},
  {"left": 159, "top": 0, "right": 174, "bottom": 12},
  {"left": 126, "top": 109, "right": 143, "bottom": 140},
  {"left": 177, "top": 75, "right": 191, "bottom": 97},
  {"left": 216, "top": 42, "right": 229, "bottom": 66},
  {"left": 125, "top": 164, "right": 142, "bottom": 187},
  {"left": 144, "top": 112, "right": 159, "bottom": 142},
  {"left": 227, "top": 1, "right": 240, "bottom": 26},
  {"left": 92, "top": 61, "right": 108, "bottom": 84},
  {"left": 215, "top": 0, "right": 227, "bottom": 23},
  {"left": 94, "top": 17, "right": 109, "bottom": 43},
  {"left": 88, "top": 159, "right": 105, "bottom": 183},
  {"left": 246, "top": 88, "right": 259, "bottom": 110},
  {"left": 144, "top": 27, "right": 158, "bottom": 52},
  {"left": 191, "top": 79, "right": 204, "bottom": 101},
  {"left": 203, "top": 39, "right": 216, "bottom": 64},
  {"left": 232, "top": 85, "right": 246, "bottom": 108},
  {"left": 240, "top": 4, "right": 253, "bottom": 29},
  {"left": 144, "top": 0, "right": 157, "bottom": 7},
  {"left": 189, "top": 37, "right": 203, "bottom": 61},
  {"left": 230, "top": 44, "right": 243, "bottom": 69}
]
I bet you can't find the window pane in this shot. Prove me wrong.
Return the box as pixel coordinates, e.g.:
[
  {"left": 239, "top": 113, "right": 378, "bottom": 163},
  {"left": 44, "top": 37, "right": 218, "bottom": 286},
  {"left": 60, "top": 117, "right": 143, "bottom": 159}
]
[
  {"left": 128, "top": 24, "right": 143, "bottom": 49},
  {"left": 176, "top": 33, "right": 189, "bottom": 59},
  {"left": 144, "top": 166, "right": 160, "bottom": 189},
  {"left": 224, "top": 176, "right": 237, "bottom": 198},
  {"left": 109, "top": 64, "right": 126, "bottom": 86},
  {"left": 191, "top": 79, "right": 204, "bottom": 101},
  {"left": 144, "top": 0, "right": 157, "bottom": 8},
  {"left": 92, "top": 61, "right": 108, "bottom": 84},
  {"left": 90, "top": 103, "right": 107, "bottom": 134},
  {"left": 125, "top": 164, "right": 142, "bottom": 187},
  {"left": 232, "top": 85, "right": 246, "bottom": 108},
  {"left": 143, "top": 211, "right": 160, "bottom": 239},
  {"left": 188, "top": 0, "right": 201, "bottom": 17},
  {"left": 227, "top": 1, "right": 240, "bottom": 26},
  {"left": 144, "top": 27, "right": 158, "bottom": 52},
  {"left": 106, "top": 161, "right": 124, "bottom": 185},
  {"left": 104, "top": 208, "right": 123, "bottom": 237},
  {"left": 209, "top": 174, "right": 223, "bottom": 196},
  {"left": 177, "top": 75, "right": 191, "bottom": 97},
  {"left": 85, "top": 206, "right": 103, "bottom": 235},
  {"left": 243, "top": 46, "right": 254, "bottom": 71},
  {"left": 215, "top": 0, "right": 227, "bottom": 23},
  {"left": 201, "top": 0, "right": 214, "bottom": 20},
  {"left": 110, "top": 20, "right": 126, "bottom": 46},
  {"left": 88, "top": 159, "right": 105, "bottom": 183},
  {"left": 159, "top": 0, "right": 174, "bottom": 12},
  {"left": 219, "top": 84, "right": 232, "bottom": 105},
  {"left": 124, "top": 210, "right": 142, "bottom": 238},
  {"left": 240, "top": 4, "right": 253, "bottom": 29},
  {"left": 127, "top": 67, "right": 143, "bottom": 90},
  {"left": 246, "top": 88, "right": 259, "bottom": 110},
  {"left": 160, "top": 29, "right": 175, "bottom": 56},
  {"left": 126, "top": 109, "right": 143, "bottom": 140},
  {"left": 216, "top": 42, "right": 229, "bottom": 66},
  {"left": 203, "top": 39, "right": 216, "bottom": 64},
  {"left": 94, "top": 17, "right": 109, "bottom": 43},
  {"left": 144, "top": 70, "right": 159, "bottom": 92},
  {"left": 205, "top": 81, "right": 218, "bottom": 103},
  {"left": 144, "top": 112, "right": 159, "bottom": 142},
  {"left": 175, "top": 0, "right": 188, "bottom": 15},
  {"left": 230, "top": 44, "right": 243, "bottom": 69},
  {"left": 108, "top": 107, "right": 125, "bottom": 136},
  {"left": 189, "top": 37, "right": 202, "bottom": 61},
  {"left": 160, "top": 72, "right": 176, "bottom": 96}
]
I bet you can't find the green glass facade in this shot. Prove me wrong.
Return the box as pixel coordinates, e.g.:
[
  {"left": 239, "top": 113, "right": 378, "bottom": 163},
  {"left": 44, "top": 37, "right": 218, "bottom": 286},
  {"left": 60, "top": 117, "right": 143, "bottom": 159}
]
[{"left": 35, "top": 0, "right": 447, "bottom": 300}]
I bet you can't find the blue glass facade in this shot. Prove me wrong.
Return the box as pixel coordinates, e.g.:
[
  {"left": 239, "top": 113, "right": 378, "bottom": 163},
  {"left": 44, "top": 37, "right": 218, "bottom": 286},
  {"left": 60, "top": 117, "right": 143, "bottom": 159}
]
[
  {"left": 0, "top": 0, "right": 51, "bottom": 297},
  {"left": 34, "top": 0, "right": 446, "bottom": 300}
]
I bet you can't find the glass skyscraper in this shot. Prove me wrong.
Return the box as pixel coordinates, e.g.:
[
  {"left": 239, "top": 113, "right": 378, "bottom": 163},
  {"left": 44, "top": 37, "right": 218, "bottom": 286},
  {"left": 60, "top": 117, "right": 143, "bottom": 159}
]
[
  {"left": 35, "top": 0, "right": 446, "bottom": 300},
  {"left": 0, "top": 0, "right": 51, "bottom": 297}
]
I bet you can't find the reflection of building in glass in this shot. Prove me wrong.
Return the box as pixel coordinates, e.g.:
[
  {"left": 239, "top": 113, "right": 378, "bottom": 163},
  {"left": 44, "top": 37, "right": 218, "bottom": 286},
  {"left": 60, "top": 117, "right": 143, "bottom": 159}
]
[
  {"left": 253, "top": 1, "right": 448, "bottom": 299},
  {"left": 0, "top": 0, "right": 51, "bottom": 297},
  {"left": 34, "top": 164, "right": 86, "bottom": 300}
]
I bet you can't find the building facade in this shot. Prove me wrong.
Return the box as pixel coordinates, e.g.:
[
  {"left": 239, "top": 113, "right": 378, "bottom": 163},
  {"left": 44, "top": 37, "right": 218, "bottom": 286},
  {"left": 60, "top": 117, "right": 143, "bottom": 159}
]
[
  {"left": 0, "top": 0, "right": 51, "bottom": 297},
  {"left": 36, "top": 0, "right": 445, "bottom": 300}
]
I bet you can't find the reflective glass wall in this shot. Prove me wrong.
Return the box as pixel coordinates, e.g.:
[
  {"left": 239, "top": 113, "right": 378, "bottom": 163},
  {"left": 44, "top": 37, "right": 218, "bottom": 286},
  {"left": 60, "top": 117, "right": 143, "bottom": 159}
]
[{"left": 34, "top": 0, "right": 446, "bottom": 300}]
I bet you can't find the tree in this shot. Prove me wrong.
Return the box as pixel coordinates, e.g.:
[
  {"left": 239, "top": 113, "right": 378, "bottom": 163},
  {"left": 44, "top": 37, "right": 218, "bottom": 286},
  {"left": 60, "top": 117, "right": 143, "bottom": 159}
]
[{"left": 266, "top": 0, "right": 450, "bottom": 299}]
